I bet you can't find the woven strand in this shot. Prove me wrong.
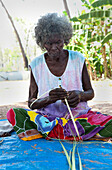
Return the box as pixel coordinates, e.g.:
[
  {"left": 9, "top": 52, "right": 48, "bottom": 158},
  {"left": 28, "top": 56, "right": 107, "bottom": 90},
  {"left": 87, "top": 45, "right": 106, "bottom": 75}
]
[{"left": 64, "top": 98, "right": 80, "bottom": 139}]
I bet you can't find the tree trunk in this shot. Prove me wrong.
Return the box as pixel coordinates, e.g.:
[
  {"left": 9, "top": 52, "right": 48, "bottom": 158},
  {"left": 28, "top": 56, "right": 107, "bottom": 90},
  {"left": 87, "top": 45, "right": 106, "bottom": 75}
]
[
  {"left": 63, "top": 0, "right": 71, "bottom": 19},
  {"left": 0, "top": 0, "right": 28, "bottom": 69},
  {"left": 110, "top": 51, "right": 112, "bottom": 75},
  {"left": 108, "top": 42, "right": 112, "bottom": 77},
  {"left": 102, "top": 45, "right": 109, "bottom": 79},
  {"left": 86, "top": 59, "right": 94, "bottom": 80}
]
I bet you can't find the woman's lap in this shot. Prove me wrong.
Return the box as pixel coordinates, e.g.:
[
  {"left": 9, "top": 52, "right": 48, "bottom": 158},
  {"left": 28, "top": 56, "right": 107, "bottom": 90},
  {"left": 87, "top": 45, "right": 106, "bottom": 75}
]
[{"left": 7, "top": 108, "right": 112, "bottom": 141}]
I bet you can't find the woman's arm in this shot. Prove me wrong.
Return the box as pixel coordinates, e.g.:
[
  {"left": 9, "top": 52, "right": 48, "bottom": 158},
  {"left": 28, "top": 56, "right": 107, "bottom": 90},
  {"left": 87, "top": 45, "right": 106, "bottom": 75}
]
[
  {"left": 28, "top": 70, "right": 67, "bottom": 110},
  {"left": 65, "top": 62, "right": 94, "bottom": 107},
  {"left": 81, "top": 61, "right": 94, "bottom": 101},
  {"left": 28, "top": 70, "right": 52, "bottom": 110}
]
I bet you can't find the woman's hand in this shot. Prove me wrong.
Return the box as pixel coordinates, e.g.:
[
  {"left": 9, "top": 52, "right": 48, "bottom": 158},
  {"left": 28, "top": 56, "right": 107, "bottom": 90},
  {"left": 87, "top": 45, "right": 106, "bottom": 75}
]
[
  {"left": 63, "top": 90, "right": 81, "bottom": 108},
  {"left": 49, "top": 88, "right": 68, "bottom": 102}
]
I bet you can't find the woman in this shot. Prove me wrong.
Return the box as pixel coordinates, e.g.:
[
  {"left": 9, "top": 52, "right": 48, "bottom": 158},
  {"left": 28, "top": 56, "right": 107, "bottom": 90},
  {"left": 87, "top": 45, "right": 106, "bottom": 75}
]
[{"left": 7, "top": 13, "right": 112, "bottom": 141}]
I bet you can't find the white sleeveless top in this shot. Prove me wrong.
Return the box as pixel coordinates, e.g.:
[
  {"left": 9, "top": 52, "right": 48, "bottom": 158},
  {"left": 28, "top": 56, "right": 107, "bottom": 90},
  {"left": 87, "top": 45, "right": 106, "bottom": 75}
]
[{"left": 30, "top": 50, "right": 90, "bottom": 119}]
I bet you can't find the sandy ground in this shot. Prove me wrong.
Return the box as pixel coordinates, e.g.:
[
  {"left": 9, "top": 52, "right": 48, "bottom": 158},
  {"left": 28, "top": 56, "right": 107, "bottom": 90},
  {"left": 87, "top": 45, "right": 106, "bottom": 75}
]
[{"left": 0, "top": 79, "right": 112, "bottom": 119}]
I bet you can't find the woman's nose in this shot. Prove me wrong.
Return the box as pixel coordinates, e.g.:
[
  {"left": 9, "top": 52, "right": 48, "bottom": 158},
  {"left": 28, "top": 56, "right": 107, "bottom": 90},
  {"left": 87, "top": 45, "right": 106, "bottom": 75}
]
[{"left": 51, "top": 43, "right": 57, "bottom": 49}]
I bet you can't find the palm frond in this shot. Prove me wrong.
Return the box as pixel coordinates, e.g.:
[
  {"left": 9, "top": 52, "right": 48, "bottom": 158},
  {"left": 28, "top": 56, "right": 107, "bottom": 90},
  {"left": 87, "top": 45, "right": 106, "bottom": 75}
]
[{"left": 92, "top": 0, "right": 112, "bottom": 8}]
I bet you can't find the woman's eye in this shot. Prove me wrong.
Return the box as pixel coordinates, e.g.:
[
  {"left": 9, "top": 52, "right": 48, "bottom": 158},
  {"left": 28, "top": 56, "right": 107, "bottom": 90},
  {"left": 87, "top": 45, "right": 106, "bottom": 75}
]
[
  {"left": 46, "top": 42, "right": 52, "bottom": 45},
  {"left": 45, "top": 40, "right": 62, "bottom": 46},
  {"left": 57, "top": 40, "right": 63, "bottom": 44}
]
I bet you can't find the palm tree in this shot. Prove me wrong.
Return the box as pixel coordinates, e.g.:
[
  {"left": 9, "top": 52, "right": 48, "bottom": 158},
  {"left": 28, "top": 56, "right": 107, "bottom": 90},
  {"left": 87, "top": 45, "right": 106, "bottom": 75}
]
[
  {"left": 70, "top": 0, "right": 112, "bottom": 79},
  {"left": 62, "top": 0, "right": 71, "bottom": 19}
]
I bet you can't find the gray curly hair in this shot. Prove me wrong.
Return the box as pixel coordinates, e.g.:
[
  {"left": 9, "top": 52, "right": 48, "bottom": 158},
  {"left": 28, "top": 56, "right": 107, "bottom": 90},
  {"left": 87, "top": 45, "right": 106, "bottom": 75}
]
[{"left": 35, "top": 13, "right": 73, "bottom": 50}]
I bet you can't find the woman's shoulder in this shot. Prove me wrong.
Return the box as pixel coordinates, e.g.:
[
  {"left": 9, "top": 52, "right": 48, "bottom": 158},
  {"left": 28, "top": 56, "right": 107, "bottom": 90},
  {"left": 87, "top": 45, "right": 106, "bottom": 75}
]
[
  {"left": 30, "top": 53, "right": 44, "bottom": 68},
  {"left": 68, "top": 50, "right": 85, "bottom": 59}
]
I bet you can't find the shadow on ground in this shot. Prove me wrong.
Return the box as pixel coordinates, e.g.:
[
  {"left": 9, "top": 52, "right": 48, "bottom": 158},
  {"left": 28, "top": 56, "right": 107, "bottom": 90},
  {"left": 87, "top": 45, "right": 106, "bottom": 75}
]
[
  {"left": 0, "top": 102, "right": 29, "bottom": 119},
  {"left": 90, "top": 103, "right": 112, "bottom": 115}
]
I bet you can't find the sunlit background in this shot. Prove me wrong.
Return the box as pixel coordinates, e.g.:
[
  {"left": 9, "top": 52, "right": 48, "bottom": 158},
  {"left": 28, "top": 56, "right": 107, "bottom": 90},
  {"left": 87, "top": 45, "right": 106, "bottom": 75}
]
[
  {"left": 0, "top": 0, "right": 112, "bottom": 106},
  {"left": 0, "top": 0, "right": 86, "bottom": 105},
  {"left": 0, "top": 0, "right": 84, "bottom": 49}
]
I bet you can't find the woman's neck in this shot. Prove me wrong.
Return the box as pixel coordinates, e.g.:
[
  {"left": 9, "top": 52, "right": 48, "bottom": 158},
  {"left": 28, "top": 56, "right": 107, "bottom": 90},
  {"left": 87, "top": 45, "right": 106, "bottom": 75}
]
[
  {"left": 44, "top": 50, "right": 69, "bottom": 77},
  {"left": 45, "top": 49, "right": 66, "bottom": 62}
]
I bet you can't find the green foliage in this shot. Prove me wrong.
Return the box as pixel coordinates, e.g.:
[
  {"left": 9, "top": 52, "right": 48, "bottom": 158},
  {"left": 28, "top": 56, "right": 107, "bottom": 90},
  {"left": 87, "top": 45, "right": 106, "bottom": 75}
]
[
  {"left": 80, "top": 0, "right": 91, "bottom": 9},
  {"left": 63, "top": 11, "right": 68, "bottom": 17},
  {"left": 87, "top": 35, "right": 104, "bottom": 43},
  {"left": 0, "top": 17, "right": 39, "bottom": 72},
  {"left": 102, "top": 33, "right": 112, "bottom": 45},
  {"left": 67, "top": 0, "right": 112, "bottom": 79},
  {"left": 79, "top": 9, "right": 112, "bottom": 20},
  {"left": 0, "top": 47, "right": 24, "bottom": 72},
  {"left": 91, "top": 0, "right": 112, "bottom": 8}
]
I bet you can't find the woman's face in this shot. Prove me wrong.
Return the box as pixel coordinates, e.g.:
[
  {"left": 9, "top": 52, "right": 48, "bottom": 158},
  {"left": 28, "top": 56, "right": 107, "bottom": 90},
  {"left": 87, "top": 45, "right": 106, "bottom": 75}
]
[{"left": 44, "top": 34, "right": 64, "bottom": 58}]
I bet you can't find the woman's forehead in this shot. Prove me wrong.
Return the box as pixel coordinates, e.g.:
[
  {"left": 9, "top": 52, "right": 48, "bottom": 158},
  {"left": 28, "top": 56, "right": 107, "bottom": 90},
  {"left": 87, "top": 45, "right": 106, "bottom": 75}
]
[{"left": 47, "top": 34, "right": 63, "bottom": 41}]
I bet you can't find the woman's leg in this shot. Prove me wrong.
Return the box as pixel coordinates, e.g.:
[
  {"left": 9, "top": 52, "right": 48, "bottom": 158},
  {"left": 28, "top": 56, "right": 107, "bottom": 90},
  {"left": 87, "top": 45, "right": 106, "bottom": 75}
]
[{"left": 7, "top": 108, "right": 43, "bottom": 141}]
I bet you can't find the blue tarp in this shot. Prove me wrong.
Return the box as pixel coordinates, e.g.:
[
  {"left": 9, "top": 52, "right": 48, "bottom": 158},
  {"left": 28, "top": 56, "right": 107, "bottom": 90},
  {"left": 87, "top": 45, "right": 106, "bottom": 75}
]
[{"left": 0, "top": 122, "right": 112, "bottom": 170}]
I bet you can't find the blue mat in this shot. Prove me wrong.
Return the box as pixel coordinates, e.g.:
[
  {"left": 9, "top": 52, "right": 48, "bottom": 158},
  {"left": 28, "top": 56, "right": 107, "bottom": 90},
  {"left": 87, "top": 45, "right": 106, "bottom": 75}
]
[{"left": 0, "top": 126, "right": 112, "bottom": 169}]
